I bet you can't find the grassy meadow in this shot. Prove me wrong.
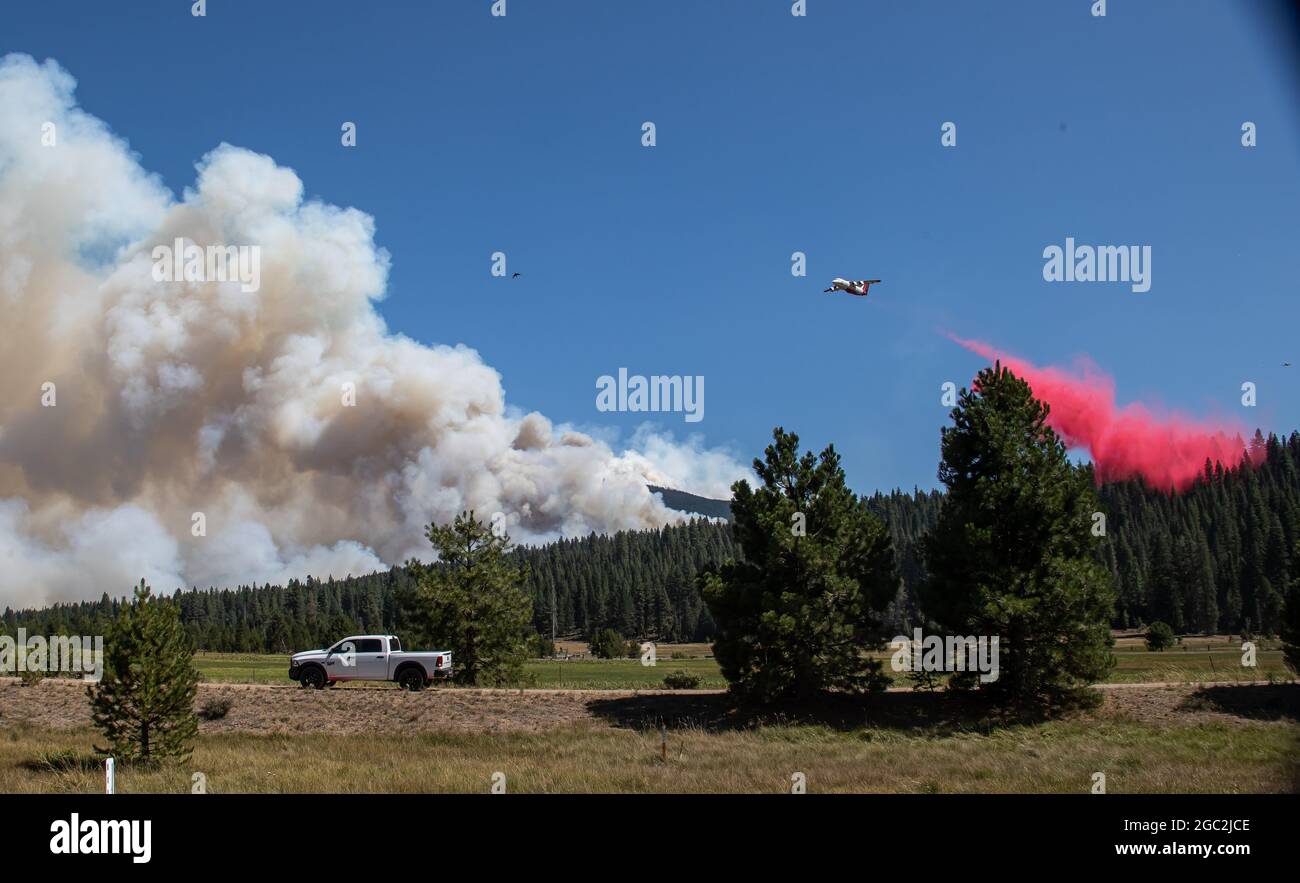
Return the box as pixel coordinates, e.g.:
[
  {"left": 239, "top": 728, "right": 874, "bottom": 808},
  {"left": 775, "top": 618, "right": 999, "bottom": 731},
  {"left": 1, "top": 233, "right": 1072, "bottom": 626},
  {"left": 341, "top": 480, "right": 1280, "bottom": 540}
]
[{"left": 193, "top": 634, "right": 1290, "bottom": 690}]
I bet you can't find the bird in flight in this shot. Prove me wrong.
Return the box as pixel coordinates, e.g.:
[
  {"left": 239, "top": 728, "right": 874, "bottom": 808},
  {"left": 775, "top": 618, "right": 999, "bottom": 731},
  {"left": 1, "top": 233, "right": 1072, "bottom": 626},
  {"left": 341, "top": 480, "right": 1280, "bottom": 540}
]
[
  {"left": 824, "top": 278, "right": 881, "bottom": 298},
  {"left": 512, "top": 272, "right": 522, "bottom": 278}
]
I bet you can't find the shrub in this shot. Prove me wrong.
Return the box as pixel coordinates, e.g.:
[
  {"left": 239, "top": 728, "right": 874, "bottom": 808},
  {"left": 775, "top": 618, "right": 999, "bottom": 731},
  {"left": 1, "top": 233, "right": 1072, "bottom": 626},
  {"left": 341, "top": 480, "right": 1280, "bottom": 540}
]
[
  {"left": 589, "top": 628, "right": 631, "bottom": 659},
  {"left": 907, "top": 668, "right": 942, "bottom": 691},
  {"left": 199, "top": 696, "right": 233, "bottom": 721},
  {"left": 662, "top": 670, "right": 702, "bottom": 690},
  {"left": 527, "top": 633, "right": 556, "bottom": 659},
  {"left": 1145, "top": 621, "right": 1177, "bottom": 652}
]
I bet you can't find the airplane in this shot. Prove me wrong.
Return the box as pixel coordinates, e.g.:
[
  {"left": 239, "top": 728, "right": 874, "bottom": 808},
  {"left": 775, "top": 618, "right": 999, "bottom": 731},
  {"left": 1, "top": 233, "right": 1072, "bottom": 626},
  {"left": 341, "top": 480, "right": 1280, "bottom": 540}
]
[{"left": 824, "top": 278, "right": 881, "bottom": 297}]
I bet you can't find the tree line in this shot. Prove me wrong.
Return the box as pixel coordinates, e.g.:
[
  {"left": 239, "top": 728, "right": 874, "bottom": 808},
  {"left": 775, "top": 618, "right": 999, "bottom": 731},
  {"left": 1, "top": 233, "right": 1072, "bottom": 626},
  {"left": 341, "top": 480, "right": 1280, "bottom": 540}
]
[
  {"left": 5, "top": 430, "right": 1300, "bottom": 652},
  {"left": 1098, "top": 430, "right": 1300, "bottom": 637}
]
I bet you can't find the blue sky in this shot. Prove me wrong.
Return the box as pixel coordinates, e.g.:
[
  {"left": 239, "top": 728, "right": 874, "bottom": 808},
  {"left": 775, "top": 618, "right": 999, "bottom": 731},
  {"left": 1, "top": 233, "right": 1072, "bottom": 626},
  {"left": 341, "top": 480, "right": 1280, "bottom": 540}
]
[{"left": 5, "top": 0, "right": 1298, "bottom": 497}]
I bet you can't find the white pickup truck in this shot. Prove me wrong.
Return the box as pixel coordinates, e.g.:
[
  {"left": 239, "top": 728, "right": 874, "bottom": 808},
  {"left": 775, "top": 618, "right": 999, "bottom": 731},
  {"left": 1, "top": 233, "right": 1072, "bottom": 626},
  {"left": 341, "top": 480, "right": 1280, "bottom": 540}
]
[{"left": 288, "top": 635, "right": 453, "bottom": 691}]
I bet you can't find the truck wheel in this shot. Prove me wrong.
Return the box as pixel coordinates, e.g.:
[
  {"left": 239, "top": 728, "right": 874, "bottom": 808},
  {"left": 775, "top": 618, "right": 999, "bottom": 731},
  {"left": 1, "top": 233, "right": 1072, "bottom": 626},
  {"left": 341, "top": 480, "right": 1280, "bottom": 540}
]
[
  {"left": 300, "top": 666, "right": 327, "bottom": 690},
  {"left": 398, "top": 668, "right": 426, "bottom": 692}
]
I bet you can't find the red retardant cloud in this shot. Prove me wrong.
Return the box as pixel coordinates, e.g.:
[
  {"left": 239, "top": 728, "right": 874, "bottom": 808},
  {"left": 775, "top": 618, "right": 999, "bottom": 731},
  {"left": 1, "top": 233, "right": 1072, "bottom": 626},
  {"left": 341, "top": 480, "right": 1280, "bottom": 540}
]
[{"left": 947, "top": 334, "right": 1254, "bottom": 492}]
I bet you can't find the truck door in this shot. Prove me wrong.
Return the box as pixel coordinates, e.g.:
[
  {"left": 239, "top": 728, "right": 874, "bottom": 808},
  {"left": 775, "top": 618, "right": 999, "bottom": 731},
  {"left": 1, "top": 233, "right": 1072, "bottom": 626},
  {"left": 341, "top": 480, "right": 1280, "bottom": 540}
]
[{"left": 351, "top": 637, "right": 388, "bottom": 679}]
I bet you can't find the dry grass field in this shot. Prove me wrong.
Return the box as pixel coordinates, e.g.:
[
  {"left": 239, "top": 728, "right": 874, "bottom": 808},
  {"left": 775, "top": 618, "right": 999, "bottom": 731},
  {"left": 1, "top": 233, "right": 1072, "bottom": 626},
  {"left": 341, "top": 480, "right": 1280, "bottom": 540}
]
[{"left": 1, "top": 677, "right": 1295, "bottom": 793}]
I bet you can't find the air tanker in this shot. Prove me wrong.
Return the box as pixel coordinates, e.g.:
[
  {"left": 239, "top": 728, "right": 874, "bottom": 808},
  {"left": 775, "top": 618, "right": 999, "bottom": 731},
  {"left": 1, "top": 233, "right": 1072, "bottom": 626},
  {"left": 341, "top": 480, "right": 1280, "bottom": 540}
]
[{"left": 824, "top": 278, "right": 881, "bottom": 297}]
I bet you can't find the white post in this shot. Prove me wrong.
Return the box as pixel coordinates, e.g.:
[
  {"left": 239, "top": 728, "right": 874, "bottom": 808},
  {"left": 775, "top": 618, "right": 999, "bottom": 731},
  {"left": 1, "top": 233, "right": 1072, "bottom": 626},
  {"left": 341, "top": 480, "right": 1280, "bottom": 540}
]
[{"left": 105, "top": 757, "right": 115, "bottom": 794}]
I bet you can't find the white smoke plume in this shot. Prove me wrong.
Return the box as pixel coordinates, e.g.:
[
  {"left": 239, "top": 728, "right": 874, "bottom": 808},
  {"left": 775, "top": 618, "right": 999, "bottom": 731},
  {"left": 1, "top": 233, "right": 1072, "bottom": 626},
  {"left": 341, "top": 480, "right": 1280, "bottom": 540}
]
[{"left": 0, "top": 55, "right": 749, "bottom": 609}]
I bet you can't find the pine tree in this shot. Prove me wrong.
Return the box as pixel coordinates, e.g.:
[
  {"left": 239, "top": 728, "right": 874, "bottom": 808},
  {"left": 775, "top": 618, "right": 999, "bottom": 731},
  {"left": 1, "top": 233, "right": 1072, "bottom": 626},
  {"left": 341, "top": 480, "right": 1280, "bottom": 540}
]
[
  {"left": 361, "top": 590, "right": 384, "bottom": 632},
  {"left": 402, "top": 511, "right": 532, "bottom": 686},
  {"left": 1192, "top": 538, "right": 1219, "bottom": 634},
  {"left": 87, "top": 580, "right": 200, "bottom": 764},
  {"left": 326, "top": 612, "right": 359, "bottom": 642},
  {"left": 921, "top": 363, "right": 1115, "bottom": 705},
  {"left": 1148, "top": 533, "right": 1185, "bottom": 633},
  {"left": 701, "top": 427, "right": 898, "bottom": 701},
  {"left": 263, "top": 613, "right": 291, "bottom": 654},
  {"left": 1283, "top": 542, "right": 1300, "bottom": 676}
]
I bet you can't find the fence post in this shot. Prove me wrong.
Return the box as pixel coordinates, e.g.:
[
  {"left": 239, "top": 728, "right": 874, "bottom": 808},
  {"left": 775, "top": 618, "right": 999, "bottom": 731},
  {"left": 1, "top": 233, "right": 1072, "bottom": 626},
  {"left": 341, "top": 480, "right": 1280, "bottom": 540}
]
[{"left": 105, "top": 756, "right": 115, "bottom": 794}]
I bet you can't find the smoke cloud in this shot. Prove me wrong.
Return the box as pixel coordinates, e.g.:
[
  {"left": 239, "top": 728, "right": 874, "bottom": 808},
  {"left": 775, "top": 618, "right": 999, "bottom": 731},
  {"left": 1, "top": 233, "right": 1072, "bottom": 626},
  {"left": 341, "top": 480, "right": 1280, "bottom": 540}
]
[
  {"left": 0, "top": 55, "right": 748, "bottom": 609},
  {"left": 949, "top": 334, "right": 1252, "bottom": 492}
]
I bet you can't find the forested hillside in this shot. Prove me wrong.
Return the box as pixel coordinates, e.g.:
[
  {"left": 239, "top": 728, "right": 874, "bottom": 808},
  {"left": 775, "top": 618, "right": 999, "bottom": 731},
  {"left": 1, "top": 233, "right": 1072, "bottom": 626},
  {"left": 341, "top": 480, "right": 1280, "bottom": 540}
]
[
  {"left": 6, "top": 431, "right": 1298, "bottom": 651},
  {"left": 1099, "top": 430, "right": 1300, "bottom": 635}
]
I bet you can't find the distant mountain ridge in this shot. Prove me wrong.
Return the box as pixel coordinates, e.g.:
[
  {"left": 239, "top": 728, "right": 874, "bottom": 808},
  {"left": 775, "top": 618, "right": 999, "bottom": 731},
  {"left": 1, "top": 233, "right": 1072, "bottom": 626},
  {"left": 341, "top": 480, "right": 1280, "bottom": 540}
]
[{"left": 649, "top": 485, "right": 732, "bottom": 520}]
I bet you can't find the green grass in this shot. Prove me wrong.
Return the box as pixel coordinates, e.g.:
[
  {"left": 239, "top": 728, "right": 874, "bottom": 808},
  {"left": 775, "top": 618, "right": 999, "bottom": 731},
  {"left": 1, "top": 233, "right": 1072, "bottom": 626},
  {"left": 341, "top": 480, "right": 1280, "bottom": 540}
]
[
  {"left": 193, "top": 644, "right": 1291, "bottom": 690},
  {"left": 194, "top": 652, "right": 290, "bottom": 685},
  {"left": 1106, "top": 646, "right": 1289, "bottom": 683},
  {"left": 518, "top": 656, "right": 725, "bottom": 689}
]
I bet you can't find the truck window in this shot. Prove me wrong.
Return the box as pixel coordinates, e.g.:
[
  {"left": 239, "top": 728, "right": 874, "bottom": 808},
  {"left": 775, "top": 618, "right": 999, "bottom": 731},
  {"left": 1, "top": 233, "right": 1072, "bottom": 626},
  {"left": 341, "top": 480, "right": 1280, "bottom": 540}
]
[
  {"left": 388, "top": 636, "right": 401, "bottom": 652},
  {"left": 354, "top": 638, "right": 383, "bottom": 653}
]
